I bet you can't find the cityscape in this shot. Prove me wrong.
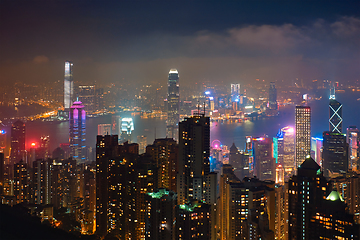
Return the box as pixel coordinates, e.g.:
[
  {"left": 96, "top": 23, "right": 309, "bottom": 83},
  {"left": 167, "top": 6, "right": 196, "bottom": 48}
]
[{"left": 1, "top": 1, "right": 360, "bottom": 240}]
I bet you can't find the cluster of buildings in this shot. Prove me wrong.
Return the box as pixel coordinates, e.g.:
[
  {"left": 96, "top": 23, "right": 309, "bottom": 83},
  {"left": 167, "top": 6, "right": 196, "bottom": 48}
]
[{"left": 0, "top": 66, "right": 359, "bottom": 239}]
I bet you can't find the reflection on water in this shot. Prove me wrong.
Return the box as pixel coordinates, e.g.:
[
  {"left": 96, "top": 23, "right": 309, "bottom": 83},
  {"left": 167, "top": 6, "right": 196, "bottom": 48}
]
[{"left": 23, "top": 91, "right": 359, "bottom": 153}]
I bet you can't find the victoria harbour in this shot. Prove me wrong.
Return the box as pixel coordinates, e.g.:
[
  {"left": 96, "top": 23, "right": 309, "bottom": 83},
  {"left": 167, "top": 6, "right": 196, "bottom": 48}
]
[{"left": 17, "top": 90, "right": 359, "bottom": 154}]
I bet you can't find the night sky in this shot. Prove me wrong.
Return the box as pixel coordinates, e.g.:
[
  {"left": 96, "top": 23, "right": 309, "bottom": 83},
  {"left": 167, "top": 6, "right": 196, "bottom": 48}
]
[{"left": 1, "top": 0, "right": 360, "bottom": 86}]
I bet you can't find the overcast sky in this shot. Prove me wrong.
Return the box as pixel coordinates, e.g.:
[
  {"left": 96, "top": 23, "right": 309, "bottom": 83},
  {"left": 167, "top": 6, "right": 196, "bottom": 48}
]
[{"left": 1, "top": 0, "right": 359, "bottom": 87}]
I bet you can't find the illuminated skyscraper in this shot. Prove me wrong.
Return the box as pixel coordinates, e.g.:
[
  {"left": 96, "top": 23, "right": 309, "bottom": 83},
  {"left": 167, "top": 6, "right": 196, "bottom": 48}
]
[
  {"left": 177, "top": 115, "right": 210, "bottom": 205},
  {"left": 322, "top": 131, "right": 348, "bottom": 176},
  {"left": 253, "top": 137, "right": 275, "bottom": 181},
  {"left": 166, "top": 69, "right": 180, "bottom": 141},
  {"left": 311, "top": 137, "right": 323, "bottom": 167},
  {"left": 10, "top": 120, "right": 25, "bottom": 164},
  {"left": 281, "top": 126, "right": 295, "bottom": 175},
  {"left": 287, "top": 156, "right": 331, "bottom": 240},
  {"left": 69, "top": 101, "right": 86, "bottom": 162},
  {"left": 347, "top": 126, "right": 359, "bottom": 171},
  {"left": 146, "top": 138, "right": 178, "bottom": 192},
  {"left": 231, "top": 83, "right": 240, "bottom": 102},
  {"left": 268, "top": 82, "right": 277, "bottom": 110},
  {"left": 121, "top": 117, "right": 134, "bottom": 143},
  {"left": 295, "top": 106, "right": 311, "bottom": 168},
  {"left": 329, "top": 99, "right": 343, "bottom": 133},
  {"left": 64, "top": 61, "right": 74, "bottom": 109}
]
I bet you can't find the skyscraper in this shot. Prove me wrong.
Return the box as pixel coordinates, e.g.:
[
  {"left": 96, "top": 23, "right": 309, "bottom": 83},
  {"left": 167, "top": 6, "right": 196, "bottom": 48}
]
[
  {"left": 329, "top": 99, "right": 343, "bottom": 133},
  {"left": 268, "top": 82, "right": 277, "bottom": 110},
  {"left": 10, "top": 120, "right": 25, "bottom": 164},
  {"left": 230, "top": 83, "right": 240, "bottom": 102},
  {"left": 281, "top": 126, "right": 295, "bottom": 175},
  {"left": 64, "top": 61, "right": 74, "bottom": 109},
  {"left": 166, "top": 69, "right": 180, "bottom": 141},
  {"left": 253, "top": 137, "right": 276, "bottom": 181},
  {"left": 177, "top": 115, "right": 210, "bottom": 205},
  {"left": 287, "top": 156, "right": 331, "bottom": 240},
  {"left": 146, "top": 138, "right": 178, "bottom": 192},
  {"left": 322, "top": 131, "right": 348, "bottom": 175},
  {"left": 295, "top": 106, "right": 311, "bottom": 168},
  {"left": 78, "top": 85, "right": 95, "bottom": 113},
  {"left": 69, "top": 101, "right": 86, "bottom": 162},
  {"left": 145, "top": 189, "right": 177, "bottom": 240},
  {"left": 347, "top": 126, "right": 359, "bottom": 171}
]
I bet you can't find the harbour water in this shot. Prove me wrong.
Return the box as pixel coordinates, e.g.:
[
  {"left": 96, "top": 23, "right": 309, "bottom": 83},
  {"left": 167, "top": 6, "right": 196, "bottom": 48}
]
[{"left": 10, "top": 90, "right": 360, "bottom": 154}]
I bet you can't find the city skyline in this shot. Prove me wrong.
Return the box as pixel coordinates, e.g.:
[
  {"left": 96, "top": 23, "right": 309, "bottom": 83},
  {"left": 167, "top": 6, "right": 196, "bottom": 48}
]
[{"left": 0, "top": 1, "right": 360, "bottom": 239}]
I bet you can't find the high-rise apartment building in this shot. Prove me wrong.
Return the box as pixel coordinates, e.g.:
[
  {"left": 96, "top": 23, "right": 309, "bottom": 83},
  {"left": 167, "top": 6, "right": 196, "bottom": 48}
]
[
  {"left": 69, "top": 101, "right": 86, "bottom": 162},
  {"left": 310, "top": 191, "right": 359, "bottom": 239},
  {"left": 177, "top": 115, "right": 210, "bottom": 205},
  {"left": 78, "top": 85, "right": 95, "bottom": 113},
  {"left": 219, "top": 166, "right": 275, "bottom": 240},
  {"left": 13, "top": 160, "right": 29, "bottom": 204},
  {"left": 32, "top": 159, "right": 52, "bottom": 205},
  {"left": 166, "top": 69, "right": 180, "bottom": 141},
  {"left": 96, "top": 136, "right": 148, "bottom": 238},
  {"left": 64, "top": 61, "right": 74, "bottom": 109},
  {"left": 176, "top": 200, "right": 211, "bottom": 240},
  {"left": 347, "top": 126, "right": 359, "bottom": 171},
  {"left": 145, "top": 189, "right": 177, "bottom": 240},
  {"left": 269, "top": 82, "right": 277, "bottom": 110},
  {"left": 10, "top": 120, "right": 25, "bottom": 164},
  {"left": 295, "top": 106, "right": 311, "bottom": 168},
  {"left": 332, "top": 172, "right": 360, "bottom": 224},
  {"left": 287, "top": 156, "right": 331, "bottom": 240},
  {"left": 146, "top": 138, "right": 178, "bottom": 192},
  {"left": 322, "top": 131, "right": 348, "bottom": 175},
  {"left": 329, "top": 93, "right": 343, "bottom": 133}
]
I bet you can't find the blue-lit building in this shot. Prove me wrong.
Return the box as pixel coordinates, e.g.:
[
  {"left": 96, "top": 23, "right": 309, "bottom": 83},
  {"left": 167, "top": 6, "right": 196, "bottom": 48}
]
[{"left": 69, "top": 101, "right": 86, "bottom": 162}]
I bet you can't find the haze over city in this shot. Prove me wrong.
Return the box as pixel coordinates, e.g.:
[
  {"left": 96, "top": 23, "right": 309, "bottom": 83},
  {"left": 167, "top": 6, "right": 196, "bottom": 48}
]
[{"left": 1, "top": 0, "right": 360, "bottom": 86}]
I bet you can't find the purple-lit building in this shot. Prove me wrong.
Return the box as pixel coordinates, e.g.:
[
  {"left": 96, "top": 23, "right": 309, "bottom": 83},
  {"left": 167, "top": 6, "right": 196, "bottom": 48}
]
[{"left": 69, "top": 101, "right": 86, "bottom": 162}]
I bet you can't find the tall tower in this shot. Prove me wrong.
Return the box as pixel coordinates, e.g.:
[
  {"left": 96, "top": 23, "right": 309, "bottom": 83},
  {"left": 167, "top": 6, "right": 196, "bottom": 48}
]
[
  {"left": 230, "top": 83, "right": 240, "bottom": 102},
  {"left": 64, "top": 61, "right": 74, "bottom": 109},
  {"left": 10, "top": 120, "right": 25, "bottom": 164},
  {"left": 177, "top": 115, "right": 210, "bottom": 205},
  {"left": 329, "top": 92, "right": 343, "bottom": 133},
  {"left": 287, "top": 157, "right": 331, "bottom": 240},
  {"left": 295, "top": 106, "right": 311, "bottom": 168},
  {"left": 69, "top": 101, "right": 86, "bottom": 162},
  {"left": 322, "top": 131, "right": 348, "bottom": 175},
  {"left": 166, "top": 69, "right": 180, "bottom": 141},
  {"left": 269, "top": 82, "right": 277, "bottom": 110},
  {"left": 346, "top": 126, "right": 359, "bottom": 171}
]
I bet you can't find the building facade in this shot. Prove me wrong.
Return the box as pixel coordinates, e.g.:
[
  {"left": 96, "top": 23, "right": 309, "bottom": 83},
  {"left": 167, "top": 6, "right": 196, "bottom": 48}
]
[
  {"left": 166, "top": 69, "right": 180, "bottom": 141},
  {"left": 69, "top": 101, "right": 86, "bottom": 162},
  {"left": 295, "top": 106, "right": 311, "bottom": 169},
  {"left": 64, "top": 61, "right": 74, "bottom": 109}
]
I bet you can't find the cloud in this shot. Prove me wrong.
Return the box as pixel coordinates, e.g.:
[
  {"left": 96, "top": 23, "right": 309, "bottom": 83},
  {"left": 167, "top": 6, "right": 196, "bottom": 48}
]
[{"left": 33, "top": 55, "right": 49, "bottom": 64}]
